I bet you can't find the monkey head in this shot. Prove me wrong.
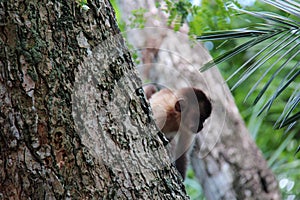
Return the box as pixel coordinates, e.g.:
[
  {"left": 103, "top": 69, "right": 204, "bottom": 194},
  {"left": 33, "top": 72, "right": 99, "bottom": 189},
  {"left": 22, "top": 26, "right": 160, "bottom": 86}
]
[
  {"left": 144, "top": 86, "right": 212, "bottom": 180},
  {"left": 174, "top": 87, "right": 212, "bottom": 133},
  {"left": 146, "top": 86, "right": 211, "bottom": 137}
]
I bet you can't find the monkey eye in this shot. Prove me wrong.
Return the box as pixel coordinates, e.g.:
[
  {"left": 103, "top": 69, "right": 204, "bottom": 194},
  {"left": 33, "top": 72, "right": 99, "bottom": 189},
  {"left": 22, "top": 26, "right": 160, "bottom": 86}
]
[{"left": 175, "top": 99, "right": 184, "bottom": 112}]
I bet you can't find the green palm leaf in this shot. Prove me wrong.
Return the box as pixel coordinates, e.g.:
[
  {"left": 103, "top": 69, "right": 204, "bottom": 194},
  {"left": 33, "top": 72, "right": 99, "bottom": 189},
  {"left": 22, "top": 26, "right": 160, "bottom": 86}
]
[
  {"left": 197, "top": 0, "right": 300, "bottom": 130},
  {"left": 262, "top": 0, "right": 300, "bottom": 18}
]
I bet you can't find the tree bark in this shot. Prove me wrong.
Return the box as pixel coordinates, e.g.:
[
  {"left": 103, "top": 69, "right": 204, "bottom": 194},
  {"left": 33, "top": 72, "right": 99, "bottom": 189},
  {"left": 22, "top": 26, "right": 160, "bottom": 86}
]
[
  {"left": 0, "top": 0, "right": 188, "bottom": 199},
  {"left": 119, "top": 1, "right": 281, "bottom": 199}
]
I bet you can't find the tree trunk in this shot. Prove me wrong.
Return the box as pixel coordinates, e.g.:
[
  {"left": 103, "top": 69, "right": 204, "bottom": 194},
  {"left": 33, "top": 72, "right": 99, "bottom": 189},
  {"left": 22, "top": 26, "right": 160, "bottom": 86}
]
[
  {"left": 0, "top": 0, "right": 189, "bottom": 199},
  {"left": 119, "top": 1, "right": 281, "bottom": 199}
]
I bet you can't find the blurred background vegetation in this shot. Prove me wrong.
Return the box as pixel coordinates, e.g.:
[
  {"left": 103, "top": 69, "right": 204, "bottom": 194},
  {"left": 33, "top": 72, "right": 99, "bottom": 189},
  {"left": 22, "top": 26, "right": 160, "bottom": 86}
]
[{"left": 112, "top": 0, "right": 300, "bottom": 199}]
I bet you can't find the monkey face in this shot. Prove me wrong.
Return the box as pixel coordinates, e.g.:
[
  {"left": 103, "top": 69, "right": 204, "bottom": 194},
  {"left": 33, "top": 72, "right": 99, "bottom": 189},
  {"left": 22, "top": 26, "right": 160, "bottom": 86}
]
[
  {"left": 144, "top": 85, "right": 212, "bottom": 180},
  {"left": 175, "top": 100, "right": 203, "bottom": 133},
  {"left": 185, "top": 108, "right": 208, "bottom": 133},
  {"left": 175, "top": 88, "right": 211, "bottom": 134},
  {"left": 146, "top": 86, "right": 211, "bottom": 137}
]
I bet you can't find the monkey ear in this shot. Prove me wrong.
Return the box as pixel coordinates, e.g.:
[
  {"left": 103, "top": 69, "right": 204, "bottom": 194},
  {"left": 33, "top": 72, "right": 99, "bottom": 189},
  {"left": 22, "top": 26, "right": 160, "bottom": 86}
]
[{"left": 175, "top": 99, "right": 184, "bottom": 112}]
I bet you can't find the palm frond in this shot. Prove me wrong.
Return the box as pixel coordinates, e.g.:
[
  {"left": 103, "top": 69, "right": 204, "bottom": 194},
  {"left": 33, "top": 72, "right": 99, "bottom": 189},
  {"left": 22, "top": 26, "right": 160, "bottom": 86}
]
[
  {"left": 232, "top": 31, "right": 300, "bottom": 91},
  {"left": 296, "top": 145, "right": 300, "bottom": 155},
  {"left": 197, "top": 0, "right": 300, "bottom": 129},
  {"left": 268, "top": 130, "right": 297, "bottom": 167},
  {"left": 258, "top": 62, "right": 300, "bottom": 116},
  {"left": 197, "top": 29, "right": 271, "bottom": 40},
  {"left": 226, "top": 30, "right": 291, "bottom": 83},
  {"left": 253, "top": 47, "right": 300, "bottom": 105},
  {"left": 243, "top": 32, "right": 299, "bottom": 100},
  {"left": 199, "top": 29, "right": 282, "bottom": 71},
  {"left": 261, "top": 0, "right": 300, "bottom": 18},
  {"left": 275, "top": 87, "right": 300, "bottom": 128}
]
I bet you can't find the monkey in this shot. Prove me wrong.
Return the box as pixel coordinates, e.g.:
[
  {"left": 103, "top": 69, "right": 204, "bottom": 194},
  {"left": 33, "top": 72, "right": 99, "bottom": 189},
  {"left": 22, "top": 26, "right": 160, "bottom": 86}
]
[
  {"left": 144, "top": 86, "right": 212, "bottom": 180},
  {"left": 143, "top": 84, "right": 158, "bottom": 100}
]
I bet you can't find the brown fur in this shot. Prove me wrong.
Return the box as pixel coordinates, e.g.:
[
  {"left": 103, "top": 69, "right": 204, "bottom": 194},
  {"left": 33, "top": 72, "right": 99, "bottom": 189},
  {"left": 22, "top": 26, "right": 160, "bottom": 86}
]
[
  {"left": 144, "top": 86, "right": 212, "bottom": 179},
  {"left": 143, "top": 84, "right": 158, "bottom": 100}
]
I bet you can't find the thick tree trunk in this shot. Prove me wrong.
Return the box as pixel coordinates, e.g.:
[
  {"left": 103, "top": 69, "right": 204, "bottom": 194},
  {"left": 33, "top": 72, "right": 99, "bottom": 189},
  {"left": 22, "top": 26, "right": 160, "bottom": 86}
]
[
  {"left": 0, "top": 0, "right": 188, "bottom": 199},
  {"left": 119, "top": 1, "right": 281, "bottom": 199}
]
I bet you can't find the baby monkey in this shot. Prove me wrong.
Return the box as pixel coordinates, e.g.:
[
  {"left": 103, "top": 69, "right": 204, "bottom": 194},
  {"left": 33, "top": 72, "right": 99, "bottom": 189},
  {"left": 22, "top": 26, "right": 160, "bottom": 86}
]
[{"left": 144, "top": 85, "right": 212, "bottom": 179}]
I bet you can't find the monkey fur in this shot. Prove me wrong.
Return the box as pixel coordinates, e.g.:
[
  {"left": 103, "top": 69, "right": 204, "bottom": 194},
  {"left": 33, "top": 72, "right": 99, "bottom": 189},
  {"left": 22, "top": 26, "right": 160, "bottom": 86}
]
[{"left": 144, "top": 86, "right": 212, "bottom": 180}]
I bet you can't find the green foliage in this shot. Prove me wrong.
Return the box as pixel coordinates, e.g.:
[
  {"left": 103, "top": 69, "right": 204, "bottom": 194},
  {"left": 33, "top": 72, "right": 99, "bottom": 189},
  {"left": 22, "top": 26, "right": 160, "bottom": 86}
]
[
  {"left": 189, "top": 0, "right": 233, "bottom": 35},
  {"left": 111, "top": 0, "right": 300, "bottom": 198},
  {"left": 162, "top": 0, "right": 300, "bottom": 198},
  {"left": 129, "top": 8, "right": 147, "bottom": 28},
  {"left": 197, "top": 1, "right": 300, "bottom": 130},
  {"left": 163, "top": 0, "right": 197, "bottom": 31},
  {"left": 184, "top": 168, "right": 205, "bottom": 200},
  {"left": 110, "top": 0, "right": 126, "bottom": 31},
  {"left": 76, "top": 0, "right": 89, "bottom": 10}
]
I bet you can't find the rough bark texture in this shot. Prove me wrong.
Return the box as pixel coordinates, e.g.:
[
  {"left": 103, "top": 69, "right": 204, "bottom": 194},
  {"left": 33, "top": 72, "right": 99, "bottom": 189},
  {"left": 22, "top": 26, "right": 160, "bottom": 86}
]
[
  {"left": 0, "top": 0, "right": 189, "bottom": 199},
  {"left": 119, "top": 1, "right": 281, "bottom": 199}
]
